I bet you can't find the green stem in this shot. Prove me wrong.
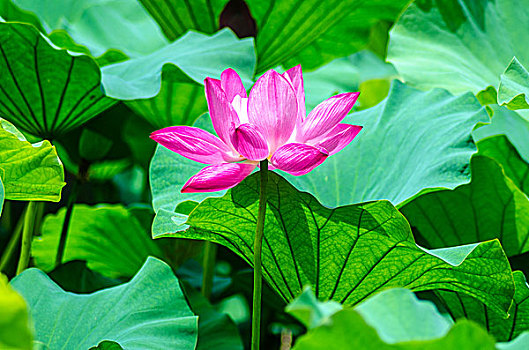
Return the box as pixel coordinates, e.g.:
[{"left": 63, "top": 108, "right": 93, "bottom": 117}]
[
  {"left": 201, "top": 241, "right": 217, "bottom": 299},
  {"left": 55, "top": 179, "right": 78, "bottom": 266},
  {"left": 16, "top": 201, "right": 38, "bottom": 275},
  {"left": 32, "top": 202, "right": 45, "bottom": 236},
  {"left": 251, "top": 160, "right": 268, "bottom": 350},
  {"left": 0, "top": 206, "right": 26, "bottom": 273},
  {"left": 0, "top": 200, "right": 11, "bottom": 231}
]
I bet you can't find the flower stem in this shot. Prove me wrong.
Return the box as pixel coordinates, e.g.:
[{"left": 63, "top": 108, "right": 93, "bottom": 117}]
[
  {"left": 16, "top": 201, "right": 38, "bottom": 275},
  {"left": 251, "top": 160, "right": 268, "bottom": 350},
  {"left": 0, "top": 200, "right": 12, "bottom": 231},
  {"left": 201, "top": 241, "right": 217, "bottom": 299}
]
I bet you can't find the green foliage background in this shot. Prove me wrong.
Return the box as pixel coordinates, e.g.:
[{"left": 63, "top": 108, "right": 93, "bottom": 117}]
[{"left": 1, "top": 0, "right": 529, "bottom": 348}]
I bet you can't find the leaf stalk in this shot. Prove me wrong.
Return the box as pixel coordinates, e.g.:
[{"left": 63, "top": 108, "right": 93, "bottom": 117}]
[
  {"left": 0, "top": 206, "right": 26, "bottom": 273},
  {"left": 55, "top": 179, "right": 78, "bottom": 266},
  {"left": 201, "top": 241, "right": 217, "bottom": 299},
  {"left": 16, "top": 201, "right": 38, "bottom": 275}
]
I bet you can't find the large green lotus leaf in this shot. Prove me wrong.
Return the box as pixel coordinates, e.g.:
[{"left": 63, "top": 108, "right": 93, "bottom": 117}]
[
  {"left": 285, "top": 81, "right": 489, "bottom": 208},
  {"left": 104, "top": 29, "right": 255, "bottom": 128},
  {"left": 101, "top": 29, "right": 255, "bottom": 100},
  {"left": 290, "top": 289, "right": 496, "bottom": 349},
  {"left": 12, "top": 0, "right": 168, "bottom": 58},
  {"left": 160, "top": 171, "right": 514, "bottom": 314},
  {"left": 437, "top": 271, "right": 529, "bottom": 342},
  {"left": 387, "top": 0, "right": 529, "bottom": 96},
  {"left": 32, "top": 205, "right": 164, "bottom": 279},
  {"left": 246, "top": 0, "right": 409, "bottom": 72},
  {"left": 0, "top": 22, "right": 116, "bottom": 138},
  {"left": 401, "top": 154, "right": 529, "bottom": 257},
  {"left": 11, "top": 257, "right": 198, "bottom": 349},
  {"left": 139, "top": 0, "right": 230, "bottom": 41},
  {"left": 498, "top": 57, "right": 529, "bottom": 110},
  {"left": 0, "top": 274, "right": 33, "bottom": 350},
  {"left": 473, "top": 105, "right": 529, "bottom": 163},
  {"left": 0, "top": 118, "right": 64, "bottom": 202}
]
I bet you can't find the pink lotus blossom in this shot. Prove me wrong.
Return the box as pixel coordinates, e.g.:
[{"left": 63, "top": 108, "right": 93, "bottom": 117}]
[{"left": 151, "top": 66, "right": 362, "bottom": 193}]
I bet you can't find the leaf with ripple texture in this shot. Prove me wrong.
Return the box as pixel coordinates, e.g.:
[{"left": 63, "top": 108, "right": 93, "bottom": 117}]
[{"left": 159, "top": 171, "right": 514, "bottom": 315}]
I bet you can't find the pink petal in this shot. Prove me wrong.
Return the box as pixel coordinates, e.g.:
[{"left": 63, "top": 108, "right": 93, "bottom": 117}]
[
  {"left": 150, "top": 126, "right": 239, "bottom": 164},
  {"left": 301, "top": 92, "right": 359, "bottom": 143},
  {"left": 248, "top": 70, "right": 298, "bottom": 153},
  {"left": 221, "top": 68, "right": 247, "bottom": 101},
  {"left": 283, "top": 65, "right": 306, "bottom": 124},
  {"left": 205, "top": 77, "right": 240, "bottom": 147},
  {"left": 314, "top": 124, "right": 363, "bottom": 155},
  {"left": 270, "top": 143, "right": 328, "bottom": 176},
  {"left": 181, "top": 163, "right": 256, "bottom": 193},
  {"left": 230, "top": 123, "right": 269, "bottom": 161}
]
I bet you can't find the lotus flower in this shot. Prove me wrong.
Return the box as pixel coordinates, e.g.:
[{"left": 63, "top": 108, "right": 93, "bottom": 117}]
[{"left": 151, "top": 66, "right": 362, "bottom": 193}]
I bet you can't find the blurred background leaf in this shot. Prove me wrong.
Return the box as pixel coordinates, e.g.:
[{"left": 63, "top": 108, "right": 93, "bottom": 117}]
[
  {"left": 11, "top": 257, "right": 198, "bottom": 349},
  {"left": 32, "top": 205, "right": 165, "bottom": 278},
  {"left": 0, "top": 274, "right": 33, "bottom": 350},
  {"left": 288, "top": 288, "right": 502, "bottom": 350},
  {"left": 139, "top": 0, "right": 230, "bottom": 40}
]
